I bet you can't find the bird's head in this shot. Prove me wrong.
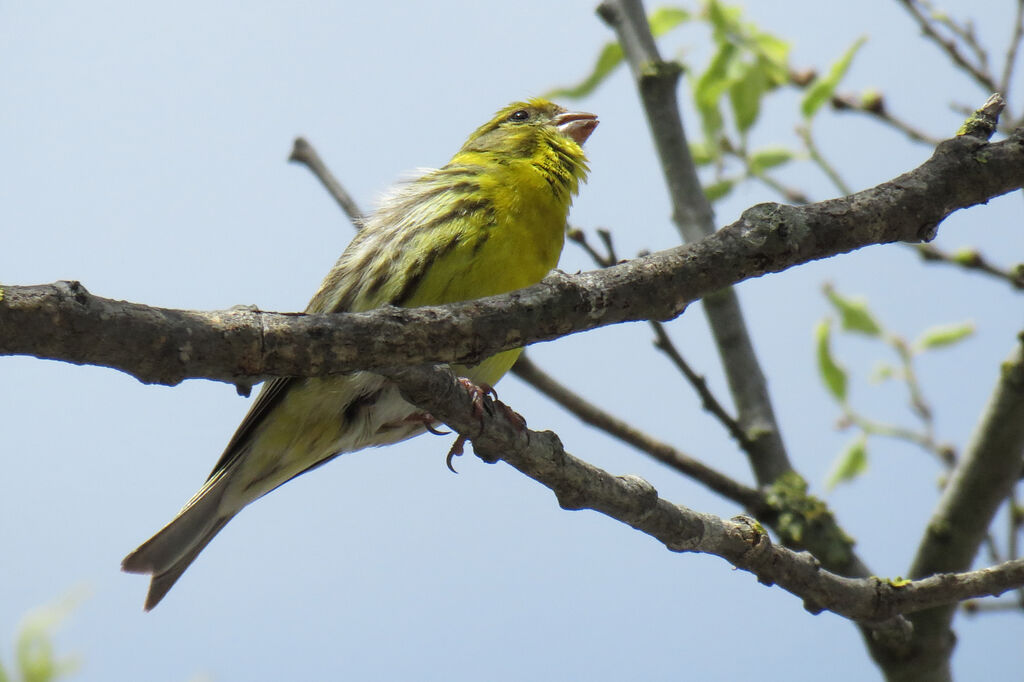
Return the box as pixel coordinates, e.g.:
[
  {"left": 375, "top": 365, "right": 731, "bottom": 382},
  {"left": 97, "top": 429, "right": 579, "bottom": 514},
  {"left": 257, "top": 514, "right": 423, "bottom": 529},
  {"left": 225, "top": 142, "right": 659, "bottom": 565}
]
[
  {"left": 457, "top": 98, "right": 598, "bottom": 195},
  {"left": 460, "top": 98, "right": 597, "bottom": 159}
]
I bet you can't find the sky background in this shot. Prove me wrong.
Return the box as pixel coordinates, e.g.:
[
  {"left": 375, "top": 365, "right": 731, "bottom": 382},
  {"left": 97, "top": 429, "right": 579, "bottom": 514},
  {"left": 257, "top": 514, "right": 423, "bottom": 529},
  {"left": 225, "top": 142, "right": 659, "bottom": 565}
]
[{"left": 1, "top": 1, "right": 1022, "bottom": 680}]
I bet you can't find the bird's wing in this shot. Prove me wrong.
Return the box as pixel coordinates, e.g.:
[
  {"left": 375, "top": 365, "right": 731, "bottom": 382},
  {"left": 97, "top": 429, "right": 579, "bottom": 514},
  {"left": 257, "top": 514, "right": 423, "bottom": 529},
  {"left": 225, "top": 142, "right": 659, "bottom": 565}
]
[{"left": 205, "top": 376, "right": 294, "bottom": 480}]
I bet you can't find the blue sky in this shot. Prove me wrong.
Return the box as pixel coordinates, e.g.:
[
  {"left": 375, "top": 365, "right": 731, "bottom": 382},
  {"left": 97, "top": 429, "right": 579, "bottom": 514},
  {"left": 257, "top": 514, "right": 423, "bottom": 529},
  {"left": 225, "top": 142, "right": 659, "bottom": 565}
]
[{"left": 1, "top": 1, "right": 1021, "bottom": 680}]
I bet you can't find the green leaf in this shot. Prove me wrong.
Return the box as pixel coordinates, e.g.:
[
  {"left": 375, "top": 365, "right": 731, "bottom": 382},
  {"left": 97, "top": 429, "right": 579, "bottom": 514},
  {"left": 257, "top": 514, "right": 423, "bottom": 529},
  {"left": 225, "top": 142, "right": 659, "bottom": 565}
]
[
  {"left": 689, "top": 140, "right": 717, "bottom": 165},
  {"left": 544, "top": 6, "right": 690, "bottom": 99},
  {"left": 703, "top": 178, "right": 736, "bottom": 202},
  {"left": 544, "top": 42, "right": 624, "bottom": 100},
  {"left": 826, "top": 435, "right": 868, "bottom": 490},
  {"left": 751, "top": 34, "right": 791, "bottom": 84},
  {"left": 914, "top": 321, "right": 975, "bottom": 350},
  {"left": 816, "top": 319, "right": 848, "bottom": 402},
  {"left": 694, "top": 41, "right": 738, "bottom": 140},
  {"left": 11, "top": 593, "right": 84, "bottom": 682},
  {"left": 748, "top": 146, "right": 796, "bottom": 174},
  {"left": 824, "top": 285, "right": 882, "bottom": 336},
  {"left": 648, "top": 6, "right": 691, "bottom": 36},
  {"left": 706, "top": 0, "right": 742, "bottom": 38},
  {"left": 728, "top": 61, "right": 766, "bottom": 132},
  {"left": 801, "top": 36, "right": 867, "bottom": 119}
]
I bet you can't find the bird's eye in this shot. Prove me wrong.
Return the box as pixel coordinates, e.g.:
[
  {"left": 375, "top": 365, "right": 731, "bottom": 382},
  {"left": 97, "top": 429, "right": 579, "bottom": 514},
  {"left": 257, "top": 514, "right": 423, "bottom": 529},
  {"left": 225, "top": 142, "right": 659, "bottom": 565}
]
[{"left": 508, "top": 109, "right": 531, "bottom": 122}]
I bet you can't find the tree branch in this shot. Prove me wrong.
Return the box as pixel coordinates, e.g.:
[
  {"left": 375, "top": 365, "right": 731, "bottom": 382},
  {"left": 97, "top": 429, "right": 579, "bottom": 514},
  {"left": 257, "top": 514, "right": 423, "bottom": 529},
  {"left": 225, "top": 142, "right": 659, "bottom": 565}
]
[
  {"left": 2, "top": 130, "right": 1021, "bottom": 385},
  {"left": 511, "top": 353, "right": 764, "bottom": 511},
  {"left": 1000, "top": 0, "right": 1024, "bottom": 101},
  {"left": 598, "top": 0, "right": 795, "bottom": 485},
  {"left": 381, "top": 363, "right": 1024, "bottom": 631},
  {"left": 865, "top": 335, "right": 1024, "bottom": 668},
  {"left": 288, "top": 137, "right": 365, "bottom": 225},
  {"left": 896, "top": 0, "right": 998, "bottom": 93}
]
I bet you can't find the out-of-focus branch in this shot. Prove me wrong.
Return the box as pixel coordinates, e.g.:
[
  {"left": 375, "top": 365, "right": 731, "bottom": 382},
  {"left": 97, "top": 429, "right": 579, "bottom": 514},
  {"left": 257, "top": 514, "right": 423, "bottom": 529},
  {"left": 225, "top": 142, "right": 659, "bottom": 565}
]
[
  {"left": 511, "top": 354, "right": 764, "bottom": 511},
  {"left": 896, "top": 0, "right": 998, "bottom": 93},
  {"left": 831, "top": 92, "right": 944, "bottom": 146},
  {"left": 798, "top": 124, "right": 853, "bottom": 196},
  {"left": 914, "top": 243, "right": 1024, "bottom": 290},
  {"left": 867, "top": 335, "right": 1024, "bottom": 675},
  {"left": 598, "top": 0, "right": 793, "bottom": 486},
  {"left": 999, "top": 0, "right": 1024, "bottom": 100},
  {"left": 289, "top": 137, "right": 365, "bottom": 226}
]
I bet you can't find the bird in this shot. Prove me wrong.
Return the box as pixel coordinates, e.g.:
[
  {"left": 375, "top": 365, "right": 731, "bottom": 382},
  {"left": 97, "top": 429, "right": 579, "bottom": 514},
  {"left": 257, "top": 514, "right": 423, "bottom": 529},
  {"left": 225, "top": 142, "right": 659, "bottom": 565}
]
[{"left": 121, "top": 98, "right": 598, "bottom": 610}]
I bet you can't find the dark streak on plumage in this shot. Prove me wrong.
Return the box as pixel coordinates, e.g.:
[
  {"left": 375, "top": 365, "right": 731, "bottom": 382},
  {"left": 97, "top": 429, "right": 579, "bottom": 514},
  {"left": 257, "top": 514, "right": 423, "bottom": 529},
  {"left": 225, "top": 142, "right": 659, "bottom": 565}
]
[{"left": 392, "top": 231, "right": 464, "bottom": 306}]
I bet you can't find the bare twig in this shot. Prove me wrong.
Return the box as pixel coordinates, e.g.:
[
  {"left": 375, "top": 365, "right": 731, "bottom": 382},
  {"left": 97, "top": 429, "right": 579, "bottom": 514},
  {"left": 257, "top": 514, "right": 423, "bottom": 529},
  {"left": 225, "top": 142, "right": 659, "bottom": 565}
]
[
  {"left": 599, "top": 0, "right": 794, "bottom": 486},
  {"left": 289, "top": 137, "right": 365, "bottom": 226},
  {"left": 918, "top": 0, "right": 989, "bottom": 69},
  {"left": 798, "top": 124, "right": 853, "bottom": 196},
  {"left": 999, "top": 0, "right": 1024, "bottom": 100},
  {"left": 649, "top": 322, "right": 756, "bottom": 453},
  {"left": 844, "top": 413, "right": 955, "bottom": 467},
  {"left": 747, "top": 167, "right": 811, "bottom": 204},
  {"left": 511, "top": 354, "right": 764, "bottom": 511},
  {"left": 831, "top": 92, "right": 944, "bottom": 146},
  {"left": 567, "top": 228, "right": 778, "bottom": 460},
  {"left": 566, "top": 226, "right": 617, "bottom": 267},
  {"left": 963, "top": 595, "right": 1024, "bottom": 614},
  {"left": 896, "top": 0, "right": 998, "bottom": 92},
  {"left": 914, "top": 243, "right": 1024, "bottom": 290},
  {"left": 874, "top": 337, "right": 1024, "bottom": 671}
]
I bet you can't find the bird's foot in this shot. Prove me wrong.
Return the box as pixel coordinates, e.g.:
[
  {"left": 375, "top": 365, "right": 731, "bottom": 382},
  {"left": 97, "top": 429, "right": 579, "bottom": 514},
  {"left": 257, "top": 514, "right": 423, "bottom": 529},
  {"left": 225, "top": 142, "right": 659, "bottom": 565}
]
[{"left": 444, "top": 378, "right": 528, "bottom": 472}]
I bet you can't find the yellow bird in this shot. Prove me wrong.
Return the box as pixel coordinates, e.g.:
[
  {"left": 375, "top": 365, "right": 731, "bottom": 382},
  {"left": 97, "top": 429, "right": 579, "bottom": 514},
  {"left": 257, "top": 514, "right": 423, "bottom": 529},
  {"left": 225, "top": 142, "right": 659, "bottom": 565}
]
[{"left": 122, "top": 98, "right": 597, "bottom": 610}]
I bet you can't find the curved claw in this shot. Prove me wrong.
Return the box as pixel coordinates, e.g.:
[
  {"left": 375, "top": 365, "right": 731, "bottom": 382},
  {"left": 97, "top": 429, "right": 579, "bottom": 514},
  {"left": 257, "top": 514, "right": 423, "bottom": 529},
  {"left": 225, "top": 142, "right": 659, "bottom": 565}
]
[
  {"left": 425, "top": 422, "right": 451, "bottom": 436},
  {"left": 446, "top": 434, "right": 468, "bottom": 474}
]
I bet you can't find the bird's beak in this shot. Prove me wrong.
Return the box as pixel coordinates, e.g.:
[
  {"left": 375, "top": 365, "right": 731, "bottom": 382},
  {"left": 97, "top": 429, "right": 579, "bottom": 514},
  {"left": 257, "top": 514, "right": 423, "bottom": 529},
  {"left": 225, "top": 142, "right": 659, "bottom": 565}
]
[{"left": 553, "top": 111, "right": 599, "bottom": 145}]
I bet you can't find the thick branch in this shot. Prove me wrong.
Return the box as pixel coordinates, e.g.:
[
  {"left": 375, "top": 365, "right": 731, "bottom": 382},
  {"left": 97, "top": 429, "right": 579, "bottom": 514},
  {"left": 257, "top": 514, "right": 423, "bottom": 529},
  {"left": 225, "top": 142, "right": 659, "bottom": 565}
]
[
  {"left": 598, "top": 0, "right": 792, "bottom": 485},
  {"left": 382, "top": 363, "right": 1024, "bottom": 630},
  {"left": 2, "top": 132, "right": 1022, "bottom": 385},
  {"left": 868, "top": 337, "right": 1024, "bottom": 669}
]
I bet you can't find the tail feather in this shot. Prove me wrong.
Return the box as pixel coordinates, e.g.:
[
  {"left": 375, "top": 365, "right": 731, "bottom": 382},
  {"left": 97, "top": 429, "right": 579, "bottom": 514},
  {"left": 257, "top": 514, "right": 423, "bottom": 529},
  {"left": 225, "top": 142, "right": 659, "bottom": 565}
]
[
  {"left": 137, "top": 518, "right": 229, "bottom": 611},
  {"left": 122, "top": 476, "right": 233, "bottom": 610}
]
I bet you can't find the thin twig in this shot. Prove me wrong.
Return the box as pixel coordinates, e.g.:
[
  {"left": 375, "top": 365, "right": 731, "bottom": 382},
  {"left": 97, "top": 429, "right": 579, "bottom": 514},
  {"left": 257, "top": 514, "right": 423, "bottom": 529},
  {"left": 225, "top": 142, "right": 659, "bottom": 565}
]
[
  {"left": 831, "top": 93, "right": 944, "bottom": 147},
  {"left": 896, "top": 0, "right": 998, "bottom": 92},
  {"left": 649, "top": 321, "right": 757, "bottom": 453},
  {"left": 747, "top": 167, "right": 811, "bottom": 204},
  {"left": 1000, "top": 0, "right": 1024, "bottom": 103},
  {"left": 566, "top": 226, "right": 617, "bottom": 267},
  {"left": 798, "top": 124, "right": 852, "bottom": 196},
  {"left": 918, "top": 0, "right": 989, "bottom": 69},
  {"left": 845, "top": 413, "right": 955, "bottom": 467},
  {"left": 567, "top": 228, "right": 762, "bottom": 459},
  {"left": 914, "top": 243, "right": 1024, "bottom": 290},
  {"left": 1009, "top": 487, "right": 1021, "bottom": 563},
  {"left": 599, "top": 0, "right": 793, "bottom": 486},
  {"left": 288, "top": 137, "right": 365, "bottom": 226},
  {"left": 963, "top": 596, "right": 1024, "bottom": 614},
  {"left": 511, "top": 354, "right": 765, "bottom": 512}
]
